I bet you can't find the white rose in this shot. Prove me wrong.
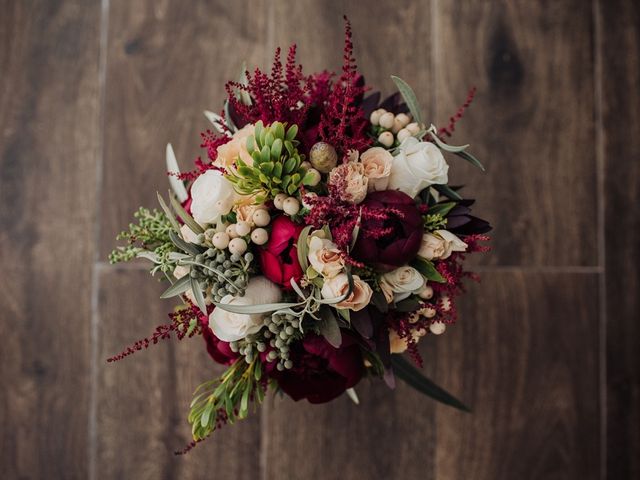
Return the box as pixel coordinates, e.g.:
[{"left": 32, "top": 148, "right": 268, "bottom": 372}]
[
  {"left": 190, "top": 170, "right": 235, "bottom": 225},
  {"left": 379, "top": 266, "right": 425, "bottom": 302},
  {"left": 388, "top": 137, "right": 449, "bottom": 198},
  {"left": 308, "top": 235, "right": 345, "bottom": 278},
  {"left": 418, "top": 230, "right": 467, "bottom": 261},
  {"left": 321, "top": 274, "right": 373, "bottom": 312},
  {"left": 209, "top": 276, "right": 281, "bottom": 341}
]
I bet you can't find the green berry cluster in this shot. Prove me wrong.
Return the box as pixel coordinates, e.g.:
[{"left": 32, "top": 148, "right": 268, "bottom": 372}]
[{"left": 188, "top": 248, "right": 254, "bottom": 302}]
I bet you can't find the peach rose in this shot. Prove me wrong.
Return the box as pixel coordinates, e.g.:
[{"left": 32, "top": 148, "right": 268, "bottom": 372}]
[
  {"left": 320, "top": 274, "right": 373, "bottom": 311},
  {"left": 308, "top": 234, "right": 345, "bottom": 278},
  {"left": 215, "top": 123, "right": 255, "bottom": 170},
  {"left": 361, "top": 147, "right": 393, "bottom": 192},
  {"left": 328, "top": 161, "right": 369, "bottom": 204}
]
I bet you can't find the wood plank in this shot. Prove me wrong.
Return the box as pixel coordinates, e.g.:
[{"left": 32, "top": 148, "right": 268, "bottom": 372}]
[
  {"left": 434, "top": 273, "right": 600, "bottom": 479},
  {"left": 273, "top": 0, "right": 433, "bottom": 111},
  {"left": 96, "top": 269, "right": 261, "bottom": 478},
  {"left": 598, "top": 0, "right": 640, "bottom": 477},
  {"left": 0, "top": 1, "right": 100, "bottom": 478},
  {"left": 266, "top": 2, "right": 436, "bottom": 479},
  {"left": 433, "top": 0, "right": 597, "bottom": 266},
  {"left": 99, "top": 0, "right": 271, "bottom": 259}
]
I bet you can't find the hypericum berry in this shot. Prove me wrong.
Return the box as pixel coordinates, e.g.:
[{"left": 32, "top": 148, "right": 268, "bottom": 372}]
[
  {"left": 379, "top": 112, "right": 394, "bottom": 129},
  {"left": 397, "top": 128, "right": 411, "bottom": 142},
  {"left": 225, "top": 224, "right": 238, "bottom": 238},
  {"left": 252, "top": 209, "right": 271, "bottom": 227},
  {"left": 250, "top": 228, "right": 269, "bottom": 245},
  {"left": 418, "top": 285, "right": 434, "bottom": 299},
  {"left": 283, "top": 197, "right": 300, "bottom": 216},
  {"left": 234, "top": 221, "right": 251, "bottom": 237},
  {"left": 273, "top": 193, "right": 287, "bottom": 210},
  {"left": 429, "top": 321, "right": 446, "bottom": 335},
  {"left": 228, "top": 238, "right": 247, "bottom": 255},
  {"left": 212, "top": 232, "right": 230, "bottom": 249},
  {"left": 406, "top": 122, "right": 421, "bottom": 135},
  {"left": 378, "top": 131, "right": 394, "bottom": 147}
]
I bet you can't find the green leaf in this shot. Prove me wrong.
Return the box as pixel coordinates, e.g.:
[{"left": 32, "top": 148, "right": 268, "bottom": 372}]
[
  {"left": 391, "top": 355, "right": 471, "bottom": 412},
  {"left": 260, "top": 162, "right": 274, "bottom": 176},
  {"left": 412, "top": 257, "right": 446, "bottom": 283},
  {"left": 395, "top": 296, "right": 422, "bottom": 312},
  {"left": 260, "top": 145, "right": 270, "bottom": 163},
  {"left": 156, "top": 192, "right": 180, "bottom": 233},
  {"left": 428, "top": 202, "right": 457, "bottom": 217},
  {"left": 169, "top": 231, "right": 202, "bottom": 256},
  {"left": 427, "top": 130, "right": 469, "bottom": 152},
  {"left": 318, "top": 306, "right": 342, "bottom": 348},
  {"left": 390, "top": 75, "right": 423, "bottom": 125},
  {"left": 455, "top": 149, "right": 485, "bottom": 171},
  {"left": 433, "top": 184, "right": 462, "bottom": 201},
  {"left": 284, "top": 140, "right": 294, "bottom": 156},
  {"left": 190, "top": 277, "right": 207, "bottom": 314},
  {"left": 273, "top": 122, "right": 285, "bottom": 139},
  {"left": 272, "top": 162, "right": 283, "bottom": 178},
  {"left": 160, "top": 274, "right": 192, "bottom": 299},
  {"left": 271, "top": 138, "right": 283, "bottom": 160},
  {"left": 170, "top": 192, "right": 204, "bottom": 234},
  {"left": 246, "top": 135, "right": 254, "bottom": 152},
  {"left": 285, "top": 124, "right": 298, "bottom": 141},
  {"left": 301, "top": 170, "right": 317, "bottom": 186},
  {"left": 283, "top": 157, "right": 297, "bottom": 175},
  {"left": 296, "top": 225, "right": 312, "bottom": 271},
  {"left": 213, "top": 300, "right": 304, "bottom": 315},
  {"left": 265, "top": 132, "right": 275, "bottom": 147},
  {"left": 251, "top": 150, "right": 263, "bottom": 165}
]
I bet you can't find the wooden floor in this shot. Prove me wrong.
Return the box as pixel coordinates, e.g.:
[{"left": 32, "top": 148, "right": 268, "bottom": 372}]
[{"left": 1, "top": 1, "right": 638, "bottom": 479}]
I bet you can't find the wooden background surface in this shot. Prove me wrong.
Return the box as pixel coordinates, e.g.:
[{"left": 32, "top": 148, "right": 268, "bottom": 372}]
[{"left": 1, "top": 0, "right": 638, "bottom": 479}]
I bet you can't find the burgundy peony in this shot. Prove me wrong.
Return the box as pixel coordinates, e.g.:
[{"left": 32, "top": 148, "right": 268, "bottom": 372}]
[
  {"left": 259, "top": 215, "right": 304, "bottom": 289},
  {"left": 351, "top": 190, "right": 423, "bottom": 271},
  {"left": 274, "top": 333, "right": 364, "bottom": 404},
  {"left": 202, "top": 325, "right": 238, "bottom": 365}
]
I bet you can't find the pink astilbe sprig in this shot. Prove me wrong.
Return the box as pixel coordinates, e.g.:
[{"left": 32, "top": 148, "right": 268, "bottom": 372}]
[
  {"left": 106, "top": 304, "right": 203, "bottom": 363},
  {"left": 317, "top": 16, "right": 371, "bottom": 155},
  {"left": 438, "top": 87, "right": 477, "bottom": 138}
]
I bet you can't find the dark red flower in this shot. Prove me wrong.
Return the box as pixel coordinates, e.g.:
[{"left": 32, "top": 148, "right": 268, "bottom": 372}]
[
  {"left": 351, "top": 190, "right": 423, "bottom": 271},
  {"left": 274, "top": 333, "right": 364, "bottom": 404},
  {"left": 202, "top": 325, "right": 238, "bottom": 366},
  {"left": 259, "top": 215, "right": 304, "bottom": 289}
]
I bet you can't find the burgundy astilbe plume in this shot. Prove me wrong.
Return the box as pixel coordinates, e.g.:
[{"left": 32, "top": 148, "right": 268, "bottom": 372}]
[
  {"left": 317, "top": 16, "right": 371, "bottom": 155},
  {"left": 225, "top": 45, "right": 311, "bottom": 128},
  {"left": 438, "top": 87, "right": 477, "bottom": 138},
  {"left": 106, "top": 304, "right": 203, "bottom": 362}
]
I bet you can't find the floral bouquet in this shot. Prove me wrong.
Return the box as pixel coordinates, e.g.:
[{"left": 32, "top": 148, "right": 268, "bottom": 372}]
[{"left": 109, "top": 18, "right": 491, "bottom": 451}]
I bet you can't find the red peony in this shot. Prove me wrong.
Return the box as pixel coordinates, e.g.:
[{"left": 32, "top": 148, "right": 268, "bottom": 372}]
[
  {"left": 351, "top": 190, "right": 423, "bottom": 271},
  {"left": 259, "top": 215, "right": 304, "bottom": 289},
  {"left": 274, "top": 333, "right": 364, "bottom": 404}
]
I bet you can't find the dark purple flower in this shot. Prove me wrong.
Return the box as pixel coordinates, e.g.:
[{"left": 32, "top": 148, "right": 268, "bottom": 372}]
[{"left": 352, "top": 190, "right": 423, "bottom": 271}]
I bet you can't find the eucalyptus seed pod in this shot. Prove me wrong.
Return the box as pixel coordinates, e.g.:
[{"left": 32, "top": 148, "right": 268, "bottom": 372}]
[{"left": 309, "top": 142, "right": 338, "bottom": 173}]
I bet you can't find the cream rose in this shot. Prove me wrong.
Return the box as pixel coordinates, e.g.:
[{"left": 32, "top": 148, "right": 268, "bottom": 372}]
[
  {"left": 190, "top": 170, "right": 235, "bottom": 225},
  {"left": 208, "top": 276, "right": 281, "bottom": 342},
  {"left": 418, "top": 230, "right": 467, "bottom": 260},
  {"left": 361, "top": 147, "right": 393, "bottom": 192},
  {"left": 379, "top": 266, "right": 425, "bottom": 302},
  {"left": 388, "top": 137, "right": 449, "bottom": 198},
  {"left": 308, "top": 235, "right": 345, "bottom": 278},
  {"left": 215, "top": 123, "right": 255, "bottom": 170},
  {"left": 328, "top": 161, "right": 369, "bottom": 204},
  {"left": 320, "top": 274, "right": 373, "bottom": 311}
]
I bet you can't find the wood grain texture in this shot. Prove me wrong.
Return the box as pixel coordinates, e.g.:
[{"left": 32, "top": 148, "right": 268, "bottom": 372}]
[
  {"left": 0, "top": 1, "right": 99, "bottom": 478},
  {"left": 96, "top": 269, "right": 261, "bottom": 479},
  {"left": 599, "top": 0, "right": 640, "bottom": 477},
  {"left": 434, "top": 273, "right": 600, "bottom": 479},
  {"left": 433, "top": 0, "right": 597, "bottom": 267},
  {"left": 99, "top": 0, "right": 271, "bottom": 259}
]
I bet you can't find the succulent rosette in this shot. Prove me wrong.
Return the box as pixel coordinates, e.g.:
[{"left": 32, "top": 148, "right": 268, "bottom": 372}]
[{"left": 108, "top": 18, "right": 491, "bottom": 451}]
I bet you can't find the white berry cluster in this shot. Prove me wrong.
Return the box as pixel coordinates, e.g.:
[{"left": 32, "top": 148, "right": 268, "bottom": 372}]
[{"left": 369, "top": 109, "right": 423, "bottom": 148}]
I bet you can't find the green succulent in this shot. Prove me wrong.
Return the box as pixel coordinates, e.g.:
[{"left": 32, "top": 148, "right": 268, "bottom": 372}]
[{"left": 227, "top": 120, "right": 316, "bottom": 202}]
